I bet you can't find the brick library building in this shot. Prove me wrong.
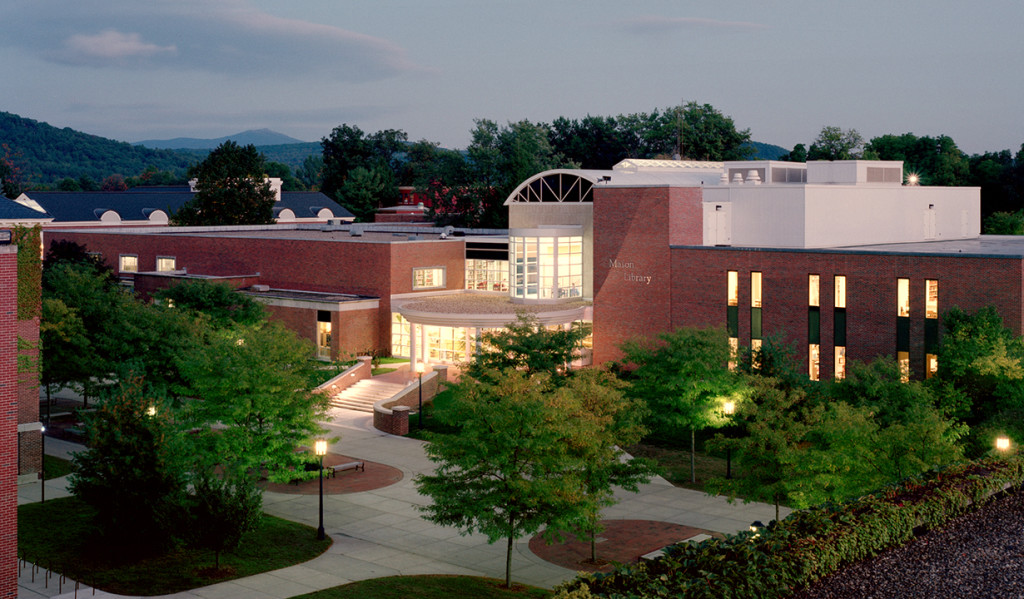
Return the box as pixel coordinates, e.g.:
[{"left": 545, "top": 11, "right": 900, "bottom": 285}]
[{"left": 42, "top": 158, "right": 1024, "bottom": 384}]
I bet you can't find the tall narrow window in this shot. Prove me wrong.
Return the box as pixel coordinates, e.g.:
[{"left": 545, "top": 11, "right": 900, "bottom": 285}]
[
  {"left": 809, "top": 275, "right": 820, "bottom": 380},
  {"left": 750, "top": 273, "right": 763, "bottom": 369},
  {"left": 897, "top": 278, "right": 910, "bottom": 381},
  {"left": 727, "top": 271, "right": 738, "bottom": 370},
  {"left": 925, "top": 279, "right": 939, "bottom": 378},
  {"left": 834, "top": 275, "right": 847, "bottom": 379},
  {"left": 897, "top": 278, "right": 910, "bottom": 317},
  {"left": 316, "top": 311, "right": 332, "bottom": 360}
]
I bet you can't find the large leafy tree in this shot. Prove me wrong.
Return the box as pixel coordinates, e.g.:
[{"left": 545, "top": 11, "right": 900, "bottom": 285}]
[
  {"left": 866, "top": 133, "right": 970, "bottom": 186},
  {"left": 180, "top": 322, "right": 329, "bottom": 482},
  {"left": 172, "top": 141, "right": 276, "bottom": 226},
  {"left": 320, "top": 124, "right": 407, "bottom": 221},
  {"left": 69, "top": 372, "right": 190, "bottom": 547},
  {"left": 153, "top": 279, "right": 266, "bottom": 329},
  {"left": 618, "top": 326, "right": 742, "bottom": 482},
  {"left": 557, "top": 368, "right": 655, "bottom": 563},
  {"left": 466, "top": 312, "right": 590, "bottom": 384},
  {"left": 807, "top": 126, "right": 864, "bottom": 161},
  {"left": 416, "top": 369, "right": 600, "bottom": 587},
  {"left": 673, "top": 101, "right": 752, "bottom": 161}
]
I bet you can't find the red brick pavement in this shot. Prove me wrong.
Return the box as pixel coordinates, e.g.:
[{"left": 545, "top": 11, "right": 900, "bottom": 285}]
[
  {"left": 261, "top": 453, "right": 404, "bottom": 495},
  {"left": 529, "top": 519, "right": 713, "bottom": 573}
]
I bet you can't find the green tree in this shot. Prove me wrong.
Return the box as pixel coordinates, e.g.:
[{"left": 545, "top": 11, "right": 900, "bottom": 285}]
[
  {"left": 264, "top": 160, "right": 306, "bottom": 191},
  {"left": 673, "top": 101, "right": 752, "bottom": 161},
  {"left": 558, "top": 368, "right": 655, "bottom": 563},
  {"left": 466, "top": 312, "right": 590, "bottom": 384},
  {"left": 296, "top": 154, "right": 324, "bottom": 190},
  {"left": 984, "top": 210, "right": 1024, "bottom": 234},
  {"left": 706, "top": 377, "right": 805, "bottom": 522},
  {"left": 188, "top": 474, "right": 263, "bottom": 570},
  {"left": 866, "top": 133, "right": 970, "bottom": 186},
  {"left": 40, "top": 297, "right": 91, "bottom": 404},
  {"left": 778, "top": 143, "right": 807, "bottom": 163},
  {"left": 180, "top": 322, "right": 329, "bottom": 483},
  {"left": 69, "top": 372, "right": 190, "bottom": 547},
  {"left": 415, "top": 369, "right": 600, "bottom": 587},
  {"left": 320, "top": 124, "right": 408, "bottom": 220},
  {"left": 807, "top": 126, "right": 864, "bottom": 161},
  {"left": 172, "top": 141, "right": 276, "bottom": 226},
  {"left": 337, "top": 164, "right": 397, "bottom": 221},
  {"left": 618, "top": 326, "right": 742, "bottom": 482},
  {"left": 153, "top": 279, "right": 266, "bottom": 328}
]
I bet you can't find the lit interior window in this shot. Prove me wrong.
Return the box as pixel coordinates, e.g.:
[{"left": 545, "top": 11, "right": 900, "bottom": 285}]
[
  {"left": 465, "top": 259, "right": 509, "bottom": 292},
  {"left": 510, "top": 234, "right": 583, "bottom": 300},
  {"left": 898, "top": 351, "right": 910, "bottom": 383},
  {"left": 751, "top": 338, "right": 762, "bottom": 370},
  {"left": 897, "top": 279, "right": 910, "bottom": 317},
  {"left": 926, "top": 280, "right": 938, "bottom": 319},
  {"left": 809, "top": 274, "right": 820, "bottom": 307},
  {"left": 809, "top": 344, "right": 820, "bottom": 381},
  {"left": 834, "top": 346, "right": 846, "bottom": 380},
  {"left": 728, "top": 337, "right": 738, "bottom": 371},
  {"left": 835, "top": 275, "right": 846, "bottom": 309},
  {"left": 413, "top": 266, "right": 445, "bottom": 290},
  {"left": 156, "top": 256, "right": 176, "bottom": 272},
  {"left": 119, "top": 254, "right": 138, "bottom": 273},
  {"left": 926, "top": 353, "right": 938, "bottom": 378},
  {"left": 728, "top": 271, "right": 738, "bottom": 306},
  {"left": 751, "top": 272, "right": 762, "bottom": 308}
]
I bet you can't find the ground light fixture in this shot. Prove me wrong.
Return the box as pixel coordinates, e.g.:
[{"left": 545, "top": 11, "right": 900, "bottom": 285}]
[
  {"left": 414, "top": 362, "right": 426, "bottom": 429},
  {"left": 996, "top": 436, "right": 1011, "bottom": 452},
  {"left": 723, "top": 401, "right": 736, "bottom": 479},
  {"left": 315, "top": 439, "right": 327, "bottom": 540}
]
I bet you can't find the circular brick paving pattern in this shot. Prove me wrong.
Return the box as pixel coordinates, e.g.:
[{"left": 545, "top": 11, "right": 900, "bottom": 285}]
[
  {"left": 260, "top": 454, "right": 404, "bottom": 494},
  {"left": 529, "top": 519, "right": 713, "bottom": 573}
]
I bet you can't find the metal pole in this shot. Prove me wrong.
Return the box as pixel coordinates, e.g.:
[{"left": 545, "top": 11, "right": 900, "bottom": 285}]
[
  {"left": 40, "top": 428, "right": 45, "bottom": 503},
  {"left": 316, "top": 454, "right": 325, "bottom": 540},
  {"left": 726, "top": 447, "right": 732, "bottom": 479},
  {"left": 418, "top": 371, "right": 423, "bottom": 429}
]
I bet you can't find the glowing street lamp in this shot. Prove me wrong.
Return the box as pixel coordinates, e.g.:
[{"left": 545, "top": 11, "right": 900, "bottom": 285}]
[
  {"left": 414, "top": 362, "right": 426, "bottom": 429},
  {"left": 996, "top": 436, "right": 1011, "bottom": 452},
  {"left": 314, "top": 439, "right": 327, "bottom": 540},
  {"left": 723, "top": 401, "right": 736, "bottom": 479}
]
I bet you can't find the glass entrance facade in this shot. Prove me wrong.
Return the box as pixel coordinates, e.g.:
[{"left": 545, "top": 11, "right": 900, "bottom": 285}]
[{"left": 509, "top": 231, "right": 583, "bottom": 300}]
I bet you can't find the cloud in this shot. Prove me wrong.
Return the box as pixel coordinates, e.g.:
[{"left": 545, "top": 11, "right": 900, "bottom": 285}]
[
  {"left": 61, "top": 30, "right": 176, "bottom": 64},
  {"left": 2, "top": 0, "right": 425, "bottom": 82},
  {"left": 622, "top": 15, "right": 769, "bottom": 35}
]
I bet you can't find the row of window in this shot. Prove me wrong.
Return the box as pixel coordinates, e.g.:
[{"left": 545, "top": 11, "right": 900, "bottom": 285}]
[
  {"left": 510, "top": 235, "right": 583, "bottom": 300},
  {"left": 728, "top": 271, "right": 940, "bottom": 382},
  {"left": 118, "top": 254, "right": 177, "bottom": 273}
]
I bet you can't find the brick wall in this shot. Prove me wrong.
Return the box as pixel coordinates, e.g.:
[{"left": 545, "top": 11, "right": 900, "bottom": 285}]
[
  {"left": 0, "top": 248, "right": 19, "bottom": 597},
  {"left": 593, "top": 186, "right": 704, "bottom": 364},
  {"left": 671, "top": 247, "right": 1024, "bottom": 380},
  {"left": 46, "top": 230, "right": 468, "bottom": 359}
]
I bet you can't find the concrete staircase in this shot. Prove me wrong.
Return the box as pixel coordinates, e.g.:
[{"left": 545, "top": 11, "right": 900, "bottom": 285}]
[{"left": 329, "top": 379, "right": 409, "bottom": 412}]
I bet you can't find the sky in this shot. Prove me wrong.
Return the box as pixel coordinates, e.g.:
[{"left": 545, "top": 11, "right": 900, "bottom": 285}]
[{"left": 1, "top": 0, "right": 1022, "bottom": 155}]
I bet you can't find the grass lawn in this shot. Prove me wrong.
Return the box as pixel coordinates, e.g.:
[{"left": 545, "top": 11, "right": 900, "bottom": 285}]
[
  {"left": 43, "top": 454, "right": 74, "bottom": 480},
  {"left": 292, "top": 575, "right": 551, "bottom": 599},
  {"left": 626, "top": 442, "right": 729, "bottom": 493},
  {"left": 19, "top": 496, "right": 331, "bottom": 595}
]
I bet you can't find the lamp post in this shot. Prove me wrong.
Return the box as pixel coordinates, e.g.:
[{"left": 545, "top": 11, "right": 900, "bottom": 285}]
[
  {"left": 314, "top": 439, "right": 327, "bottom": 540},
  {"left": 723, "top": 401, "right": 735, "bottom": 479},
  {"left": 996, "top": 436, "right": 1011, "bottom": 453},
  {"left": 414, "top": 362, "right": 426, "bottom": 429},
  {"left": 40, "top": 426, "right": 45, "bottom": 503}
]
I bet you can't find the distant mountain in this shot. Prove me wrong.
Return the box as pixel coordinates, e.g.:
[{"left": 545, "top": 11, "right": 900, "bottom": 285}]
[
  {"left": 134, "top": 129, "right": 308, "bottom": 150},
  {"left": 745, "top": 141, "right": 790, "bottom": 160}
]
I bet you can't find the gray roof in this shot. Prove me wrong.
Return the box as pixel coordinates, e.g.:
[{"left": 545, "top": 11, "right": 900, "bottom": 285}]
[
  {"left": 0, "top": 196, "right": 52, "bottom": 220},
  {"left": 20, "top": 189, "right": 352, "bottom": 222}
]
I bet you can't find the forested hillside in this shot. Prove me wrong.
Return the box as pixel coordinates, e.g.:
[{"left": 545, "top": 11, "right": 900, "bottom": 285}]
[{"left": 0, "top": 112, "right": 196, "bottom": 188}]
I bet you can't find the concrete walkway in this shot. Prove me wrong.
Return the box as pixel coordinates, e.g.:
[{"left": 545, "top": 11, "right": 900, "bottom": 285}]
[{"left": 19, "top": 408, "right": 786, "bottom": 599}]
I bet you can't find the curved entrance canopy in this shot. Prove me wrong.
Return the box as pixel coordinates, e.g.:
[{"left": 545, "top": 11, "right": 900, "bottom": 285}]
[{"left": 504, "top": 170, "right": 606, "bottom": 205}]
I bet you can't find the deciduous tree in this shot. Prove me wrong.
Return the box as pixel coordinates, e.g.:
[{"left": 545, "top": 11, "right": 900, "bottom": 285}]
[
  {"left": 807, "top": 126, "right": 864, "bottom": 161},
  {"left": 172, "top": 141, "right": 276, "bottom": 226},
  {"left": 417, "top": 369, "right": 600, "bottom": 587}
]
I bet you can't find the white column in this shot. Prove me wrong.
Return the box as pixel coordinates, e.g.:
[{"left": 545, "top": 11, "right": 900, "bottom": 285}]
[{"left": 408, "top": 321, "right": 417, "bottom": 369}]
